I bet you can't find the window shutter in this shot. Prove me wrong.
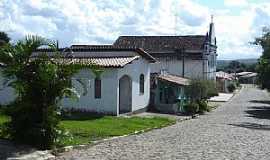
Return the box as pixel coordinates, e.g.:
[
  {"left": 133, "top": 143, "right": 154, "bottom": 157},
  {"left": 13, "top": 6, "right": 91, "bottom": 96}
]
[
  {"left": 139, "top": 74, "right": 144, "bottom": 94},
  {"left": 95, "top": 78, "right": 101, "bottom": 98}
]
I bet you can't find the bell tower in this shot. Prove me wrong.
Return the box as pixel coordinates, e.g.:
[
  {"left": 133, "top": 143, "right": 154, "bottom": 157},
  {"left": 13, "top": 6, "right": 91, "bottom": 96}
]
[{"left": 209, "top": 15, "right": 216, "bottom": 46}]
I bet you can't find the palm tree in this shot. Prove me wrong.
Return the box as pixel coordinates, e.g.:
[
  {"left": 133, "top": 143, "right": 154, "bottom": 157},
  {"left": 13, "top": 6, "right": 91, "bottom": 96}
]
[{"left": 0, "top": 35, "right": 79, "bottom": 149}]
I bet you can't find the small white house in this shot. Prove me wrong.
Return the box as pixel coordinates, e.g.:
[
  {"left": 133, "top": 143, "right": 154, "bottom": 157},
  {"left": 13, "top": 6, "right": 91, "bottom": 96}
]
[{"left": 58, "top": 47, "right": 156, "bottom": 115}]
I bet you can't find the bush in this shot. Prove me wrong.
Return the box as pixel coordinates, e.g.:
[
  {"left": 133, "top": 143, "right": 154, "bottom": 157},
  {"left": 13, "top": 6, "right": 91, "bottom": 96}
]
[
  {"left": 227, "top": 83, "right": 236, "bottom": 93},
  {"left": 197, "top": 100, "right": 209, "bottom": 113},
  {"left": 184, "top": 102, "right": 199, "bottom": 114},
  {"left": 186, "top": 79, "right": 218, "bottom": 101},
  {"left": 236, "top": 81, "right": 240, "bottom": 87},
  {"left": 205, "top": 80, "right": 218, "bottom": 97}
]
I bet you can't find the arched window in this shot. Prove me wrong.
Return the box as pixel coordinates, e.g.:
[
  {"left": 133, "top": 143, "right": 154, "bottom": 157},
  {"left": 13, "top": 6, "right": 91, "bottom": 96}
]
[{"left": 139, "top": 74, "right": 144, "bottom": 94}]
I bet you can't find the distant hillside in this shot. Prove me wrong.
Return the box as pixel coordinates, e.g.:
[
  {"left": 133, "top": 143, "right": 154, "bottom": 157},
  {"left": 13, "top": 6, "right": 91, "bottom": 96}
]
[
  {"left": 218, "top": 58, "right": 258, "bottom": 67},
  {"left": 217, "top": 58, "right": 258, "bottom": 72}
]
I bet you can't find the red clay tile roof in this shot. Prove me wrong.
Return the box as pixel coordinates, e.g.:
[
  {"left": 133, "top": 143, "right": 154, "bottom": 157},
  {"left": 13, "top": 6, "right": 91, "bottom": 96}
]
[
  {"left": 216, "top": 71, "right": 234, "bottom": 80},
  {"left": 35, "top": 47, "right": 156, "bottom": 63},
  {"left": 33, "top": 47, "right": 156, "bottom": 67},
  {"left": 113, "top": 36, "right": 207, "bottom": 54},
  {"left": 158, "top": 74, "right": 190, "bottom": 86},
  {"left": 51, "top": 56, "right": 140, "bottom": 67}
]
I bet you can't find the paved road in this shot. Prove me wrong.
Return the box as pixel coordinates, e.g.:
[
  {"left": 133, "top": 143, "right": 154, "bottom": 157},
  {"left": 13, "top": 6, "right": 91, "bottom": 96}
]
[{"left": 57, "top": 85, "right": 270, "bottom": 160}]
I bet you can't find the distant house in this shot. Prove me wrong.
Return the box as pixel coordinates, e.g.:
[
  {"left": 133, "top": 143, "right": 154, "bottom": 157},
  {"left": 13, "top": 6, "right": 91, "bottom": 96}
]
[
  {"left": 216, "top": 71, "right": 234, "bottom": 93},
  {"left": 150, "top": 72, "right": 190, "bottom": 113},
  {"left": 236, "top": 72, "right": 257, "bottom": 84}
]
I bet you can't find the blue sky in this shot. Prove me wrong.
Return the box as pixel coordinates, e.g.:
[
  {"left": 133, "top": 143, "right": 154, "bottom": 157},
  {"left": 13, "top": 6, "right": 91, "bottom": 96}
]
[{"left": 0, "top": 0, "right": 269, "bottom": 60}]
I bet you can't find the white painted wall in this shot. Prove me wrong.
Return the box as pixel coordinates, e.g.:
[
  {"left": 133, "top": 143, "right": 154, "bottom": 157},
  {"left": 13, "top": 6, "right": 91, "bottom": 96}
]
[
  {"left": 0, "top": 69, "right": 16, "bottom": 105},
  {"left": 62, "top": 57, "right": 151, "bottom": 115},
  {"left": 61, "top": 68, "right": 119, "bottom": 115},
  {"left": 117, "top": 57, "right": 150, "bottom": 113},
  {"left": 150, "top": 58, "right": 204, "bottom": 79}
]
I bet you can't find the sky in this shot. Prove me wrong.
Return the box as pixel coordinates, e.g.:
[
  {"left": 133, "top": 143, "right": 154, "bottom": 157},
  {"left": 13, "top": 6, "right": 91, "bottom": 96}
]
[{"left": 0, "top": 0, "right": 269, "bottom": 60}]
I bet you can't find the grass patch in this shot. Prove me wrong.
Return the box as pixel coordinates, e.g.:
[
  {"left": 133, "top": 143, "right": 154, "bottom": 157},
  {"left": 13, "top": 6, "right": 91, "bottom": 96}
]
[
  {"left": 0, "top": 111, "right": 175, "bottom": 147},
  {"left": 60, "top": 116, "right": 175, "bottom": 146}
]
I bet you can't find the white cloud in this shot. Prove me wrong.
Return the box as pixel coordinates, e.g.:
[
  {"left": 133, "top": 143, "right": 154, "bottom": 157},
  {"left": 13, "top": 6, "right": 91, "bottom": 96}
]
[{"left": 0, "top": 0, "right": 269, "bottom": 59}]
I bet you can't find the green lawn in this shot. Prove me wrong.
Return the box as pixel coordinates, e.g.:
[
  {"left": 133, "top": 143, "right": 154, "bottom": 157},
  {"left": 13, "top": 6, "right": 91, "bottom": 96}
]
[{"left": 0, "top": 112, "right": 175, "bottom": 147}]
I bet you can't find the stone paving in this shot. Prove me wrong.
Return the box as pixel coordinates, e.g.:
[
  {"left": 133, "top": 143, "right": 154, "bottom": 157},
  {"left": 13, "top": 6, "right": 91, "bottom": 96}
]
[{"left": 56, "top": 85, "right": 270, "bottom": 160}]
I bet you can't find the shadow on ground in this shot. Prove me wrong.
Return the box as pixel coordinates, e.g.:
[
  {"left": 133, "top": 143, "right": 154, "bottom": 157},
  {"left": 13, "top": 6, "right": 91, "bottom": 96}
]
[
  {"left": 229, "top": 122, "right": 270, "bottom": 131},
  {"left": 243, "top": 100, "right": 270, "bottom": 120},
  {"left": 0, "top": 139, "right": 35, "bottom": 160},
  {"left": 249, "top": 100, "right": 270, "bottom": 105},
  {"left": 61, "top": 111, "right": 104, "bottom": 121},
  {"left": 245, "top": 106, "right": 270, "bottom": 120}
]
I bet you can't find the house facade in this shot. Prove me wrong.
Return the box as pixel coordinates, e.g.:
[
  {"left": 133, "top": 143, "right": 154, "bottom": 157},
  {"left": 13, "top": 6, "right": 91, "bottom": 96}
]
[
  {"left": 150, "top": 73, "right": 190, "bottom": 114},
  {"left": 216, "top": 71, "right": 234, "bottom": 93},
  {"left": 53, "top": 48, "right": 156, "bottom": 115}
]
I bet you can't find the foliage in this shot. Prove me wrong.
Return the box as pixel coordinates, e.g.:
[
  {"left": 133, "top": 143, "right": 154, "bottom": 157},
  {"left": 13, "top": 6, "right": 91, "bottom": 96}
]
[
  {"left": 253, "top": 27, "right": 270, "bottom": 91},
  {"left": 0, "top": 32, "right": 10, "bottom": 46},
  {"left": 197, "top": 100, "right": 209, "bottom": 113},
  {"left": 183, "top": 102, "right": 199, "bottom": 114},
  {"left": 0, "top": 35, "right": 83, "bottom": 149},
  {"left": 185, "top": 79, "right": 218, "bottom": 101},
  {"left": 227, "top": 83, "right": 236, "bottom": 93}
]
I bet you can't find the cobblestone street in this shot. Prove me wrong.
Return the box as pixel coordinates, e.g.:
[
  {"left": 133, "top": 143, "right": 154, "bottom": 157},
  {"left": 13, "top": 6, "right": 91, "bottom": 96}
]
[{"left": 57, "top": 85, "right": 270, "bottom": 160}]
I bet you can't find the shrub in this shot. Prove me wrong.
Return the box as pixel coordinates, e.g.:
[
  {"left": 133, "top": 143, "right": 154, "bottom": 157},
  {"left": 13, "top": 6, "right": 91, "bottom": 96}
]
[
  {"left": 197, "top": 100, "right": 209, "bottom": 113},
  {"left": 205, "top": 80, "right": 219, "bottom": 97},
  {"left": 236, "top": 81, "right": 240, "bottom": 87},
  {"left": 227, "top": 83, "right": 236, "bottom": 93},
  {"left": 186, "top": 79, "right": 218, "bottom": 101},
  {"left": 184, "top": 102, "right": 199, "bottom": 114}
]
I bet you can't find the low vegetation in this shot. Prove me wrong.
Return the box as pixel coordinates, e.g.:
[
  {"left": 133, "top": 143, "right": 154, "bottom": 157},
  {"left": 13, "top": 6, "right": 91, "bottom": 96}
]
[
  {"left": 0, "top": 110, "right": 175, "bottom": 147},
  {"left": 227, "top": 83, "right": 236, "bottom": 93},
  {"left": 184, "top": 79, "right": 218, "bottom": 114}
]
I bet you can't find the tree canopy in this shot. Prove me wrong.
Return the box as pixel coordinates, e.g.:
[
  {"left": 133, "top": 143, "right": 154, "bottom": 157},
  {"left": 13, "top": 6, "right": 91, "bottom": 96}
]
[
  {"left": 254, "top": 27, "right": 270, "bottom": 90},
  {"left": 0, "top": 32, "right": 10, "bottom": 46}
]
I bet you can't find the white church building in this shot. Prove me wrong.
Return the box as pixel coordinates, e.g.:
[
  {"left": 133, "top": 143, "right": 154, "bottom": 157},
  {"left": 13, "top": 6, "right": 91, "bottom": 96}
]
[{"left": 0, "top": 20, "right": 217, "bottom": 115}]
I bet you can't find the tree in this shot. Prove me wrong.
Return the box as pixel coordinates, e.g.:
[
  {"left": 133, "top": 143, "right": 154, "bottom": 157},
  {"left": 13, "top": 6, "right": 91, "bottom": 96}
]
[
  {"left": 254, "top": 27, "right": 270, "bottom": 90},
  {"left": 0, "top": 32, "right": 10, "bottom": 46},
  {"left": 0, "top": 35, "right": 83, "bottom": 149}
]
